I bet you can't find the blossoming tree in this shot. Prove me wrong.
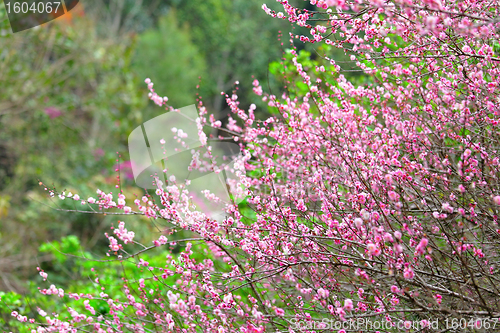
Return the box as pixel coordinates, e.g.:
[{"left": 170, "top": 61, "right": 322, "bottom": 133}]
[{"left": 9, "top": 0, "right": 500, "bottom": 331}]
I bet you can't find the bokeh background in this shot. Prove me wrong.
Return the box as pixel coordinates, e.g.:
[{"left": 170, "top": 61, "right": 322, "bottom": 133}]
[{"left": 0, "top": 0, "right": 361, "bottom": 329}]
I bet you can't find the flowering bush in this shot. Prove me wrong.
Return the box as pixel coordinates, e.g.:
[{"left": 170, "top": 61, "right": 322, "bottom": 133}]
[{"left": 8, "top": 0, "right": 500, "bottom": 332}]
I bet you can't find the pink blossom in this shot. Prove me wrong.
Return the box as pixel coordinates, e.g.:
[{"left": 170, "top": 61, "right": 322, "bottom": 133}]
[
  {"left": 274, "top": 307, "right": 285, "bottom": 316},
  {"left": 343, "top": 299, "right": 353, "bottom": 311},
  {"left": 388, "top": 190, "right": 400, "bottom": 202},
  {"left": 441, "top": 202, "right": 453, "bottom": 213},
  {"left": 403, "top": 267, "right": 415, "bottom": 280},
  {"left": 383, "top": 233, "right": 394, "bottom": 243},
  {"left": 367, "top": 243, "right": 381, "bottom": 256},
  {"left": 415, "top": 238, "right": 428, "bottom": 256},
  {"left": 336, "top": 307, "right": 346, "bottom": 321},
  {"left": 317, "top": 288, "right": 329, "bottom": 299},
  {"left": 44, "top": 107, "right": 62, "bottom": 119}
]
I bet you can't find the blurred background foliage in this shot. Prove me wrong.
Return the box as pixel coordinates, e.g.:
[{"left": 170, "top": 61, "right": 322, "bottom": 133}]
[
  {"left": 132, "top": 9, "right": 207, "bottom": 110},
  {"left": 0, "top": 0, "right": 366, "bottom": 329},
  {"left": 0, "top": 0, "right": 146, "bottom": 295}
]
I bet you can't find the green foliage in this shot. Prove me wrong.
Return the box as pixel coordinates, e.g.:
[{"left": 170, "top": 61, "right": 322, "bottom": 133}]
[
  {"left": 0, "top": 1, "right": 12, "bottom": 36},
  {"left": 0, "top": 17, "right": 144, "bottom": 194},
  {"left": 39, "top": 235, "right": 81, "bottom": 263},
  {"left": 172, "top": 0, "right": 288, "bottom": 115},
  {"left": 268, "top": 43, "right": 377, "bottom": 118},
  {"left": 0, "top": 291, "right": 31, "bottom": 332},
  {"left": 82, "top": 0, "right": 171, "bottom": 38},
  {"left": 0, "top": 10, "right": 148, "bottom": 293},
  {"left": 1, "top": 232, "right": 259, "bottom": 331},
  {"left": 131, "top": 10, "right": 207, "bottom": 111}
]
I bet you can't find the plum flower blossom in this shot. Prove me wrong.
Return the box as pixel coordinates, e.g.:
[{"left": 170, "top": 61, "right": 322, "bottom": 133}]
[
  {"left": 344, "top": 299, "right": 353, "bottom": 311},
  {"left": 415, "top": 238, "right": 429, "bottom": 256},
  {"left": 388, "top": 190, "right": 400, "bottom": 201},
  {"left": 367, "top": 243, "right": 381, "bottom": 256},
  {"left": 317, "top": 288, "right": 329, "bottom": 299},
  {"left": 403, "top": 267, "right": 415, "bottom": 280}
]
